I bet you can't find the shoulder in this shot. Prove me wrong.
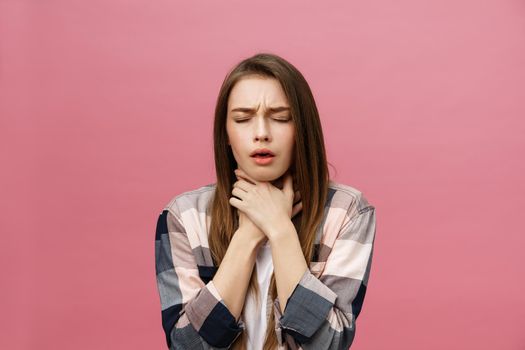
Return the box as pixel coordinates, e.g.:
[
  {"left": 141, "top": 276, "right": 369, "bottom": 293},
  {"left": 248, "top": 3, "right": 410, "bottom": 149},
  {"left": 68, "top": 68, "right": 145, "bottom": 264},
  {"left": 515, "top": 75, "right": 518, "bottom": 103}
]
[
  {"left": 327, "top": 179, "right": 375, "bottom": 219},
  {"left": 162, "top": 182, "right": 217, "bottom": 218},
  {"left": 308, "top": 180, "right": 375, "bottom": 267}
]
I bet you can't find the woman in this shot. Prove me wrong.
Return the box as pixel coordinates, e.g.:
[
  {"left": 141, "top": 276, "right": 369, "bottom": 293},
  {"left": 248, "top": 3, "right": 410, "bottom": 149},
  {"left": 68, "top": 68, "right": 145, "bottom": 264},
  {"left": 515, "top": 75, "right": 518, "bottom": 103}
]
[{"left": 155, "top": 53, "right": 377, "bottom": 350}]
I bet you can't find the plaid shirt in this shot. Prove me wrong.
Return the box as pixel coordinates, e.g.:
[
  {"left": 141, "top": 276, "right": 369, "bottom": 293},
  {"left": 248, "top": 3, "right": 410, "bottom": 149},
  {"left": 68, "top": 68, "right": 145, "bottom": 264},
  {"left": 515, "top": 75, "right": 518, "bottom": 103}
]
[{"left": 155, "top": 180, "right": 377, "bottom": 349}]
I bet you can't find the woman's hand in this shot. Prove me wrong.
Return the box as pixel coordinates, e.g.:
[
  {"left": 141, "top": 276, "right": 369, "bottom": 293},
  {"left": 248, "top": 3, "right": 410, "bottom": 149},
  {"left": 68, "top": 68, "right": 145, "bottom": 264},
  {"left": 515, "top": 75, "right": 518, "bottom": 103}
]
[
  {"left": 233, "top": 173, "right": 268, "bottom": 248},
  {"left": 236, "top": 207, "right": 268, "bottom": 247},
  {"left": 229, "top": 168, "right": 302, "bottom": 239}
]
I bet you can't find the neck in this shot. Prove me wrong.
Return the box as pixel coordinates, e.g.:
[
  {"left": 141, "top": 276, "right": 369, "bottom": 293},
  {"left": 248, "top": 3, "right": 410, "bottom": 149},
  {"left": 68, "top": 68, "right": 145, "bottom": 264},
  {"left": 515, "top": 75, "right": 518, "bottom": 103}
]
[{"left": 271, "top": 176, "right": 284, "bottom": 190}]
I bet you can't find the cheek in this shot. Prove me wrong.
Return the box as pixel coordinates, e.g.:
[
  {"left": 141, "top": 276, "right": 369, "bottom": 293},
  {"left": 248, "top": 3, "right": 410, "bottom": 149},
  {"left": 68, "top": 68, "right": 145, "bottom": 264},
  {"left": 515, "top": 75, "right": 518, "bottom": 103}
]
[
  {"left": 226, "top": 123, "right": 237, "bottom": 144},
  {"left": 276, "top": 130, "right": 295, "bottom": 162},
  {"left": 227, "top": 128, "right": 248, "bottom": 152},
  {"left": 284, "top": 129, "right": 295, "bottom": 152}
]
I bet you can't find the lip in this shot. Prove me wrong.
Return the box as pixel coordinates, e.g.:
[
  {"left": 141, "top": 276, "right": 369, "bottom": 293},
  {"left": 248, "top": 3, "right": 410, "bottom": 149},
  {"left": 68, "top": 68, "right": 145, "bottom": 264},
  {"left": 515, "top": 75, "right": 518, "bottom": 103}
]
[
  {"left": 250, "top": 148, "right": 275, "bottom": 157},
  {"left": 252, "top": 155, "right": 274, "bottom": 165}
]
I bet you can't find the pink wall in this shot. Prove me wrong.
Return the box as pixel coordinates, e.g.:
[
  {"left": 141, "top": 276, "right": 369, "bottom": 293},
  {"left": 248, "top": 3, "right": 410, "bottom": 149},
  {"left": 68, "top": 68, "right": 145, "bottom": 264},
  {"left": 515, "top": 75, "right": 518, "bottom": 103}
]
[{"left": 1, "top": 0, "right": 524, "bottom": 349}]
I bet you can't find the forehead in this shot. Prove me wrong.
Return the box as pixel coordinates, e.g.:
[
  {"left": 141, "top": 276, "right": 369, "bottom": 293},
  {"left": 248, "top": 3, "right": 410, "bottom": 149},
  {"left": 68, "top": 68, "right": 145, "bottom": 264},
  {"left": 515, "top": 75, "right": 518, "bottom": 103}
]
[{"left": 228, "top": 76, "right": 289, "bottom": 109}]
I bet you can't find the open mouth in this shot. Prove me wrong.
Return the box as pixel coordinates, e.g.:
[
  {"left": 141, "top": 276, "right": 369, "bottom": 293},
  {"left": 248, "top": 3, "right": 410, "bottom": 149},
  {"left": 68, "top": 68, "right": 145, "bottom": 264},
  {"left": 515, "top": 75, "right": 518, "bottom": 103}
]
[{"left": 252, "top": 153, "right": 274, "bottom": 158}]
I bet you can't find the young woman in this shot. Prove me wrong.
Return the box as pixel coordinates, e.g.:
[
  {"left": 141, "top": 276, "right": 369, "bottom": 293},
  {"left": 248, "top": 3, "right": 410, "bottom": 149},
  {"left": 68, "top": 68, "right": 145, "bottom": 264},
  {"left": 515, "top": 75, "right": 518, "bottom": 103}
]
[{"left": 155, "top": 53, "right": 377, "bottom": 350}]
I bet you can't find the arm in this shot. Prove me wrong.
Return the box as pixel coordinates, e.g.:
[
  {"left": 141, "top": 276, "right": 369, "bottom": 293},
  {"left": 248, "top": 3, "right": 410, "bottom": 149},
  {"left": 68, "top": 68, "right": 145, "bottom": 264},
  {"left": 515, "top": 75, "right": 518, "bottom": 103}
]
[
  {"left": 212, "top": 227, "right": 260, "bottom": 322},
  {"left": 155, "top": 203, "right": 259, "bottom": 349},
  {"left": 267, "top": 219, "right": 309, "bottom": 315},
  {"left": 270, "top": 204, "right": 377, "bottom": 349}
]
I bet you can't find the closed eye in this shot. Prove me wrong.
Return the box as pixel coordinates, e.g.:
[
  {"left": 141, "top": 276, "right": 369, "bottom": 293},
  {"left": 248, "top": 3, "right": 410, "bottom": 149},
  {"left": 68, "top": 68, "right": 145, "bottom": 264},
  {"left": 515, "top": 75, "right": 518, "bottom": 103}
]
[{"left": 234, "top": 117, "right": 291, "bottom": 123}]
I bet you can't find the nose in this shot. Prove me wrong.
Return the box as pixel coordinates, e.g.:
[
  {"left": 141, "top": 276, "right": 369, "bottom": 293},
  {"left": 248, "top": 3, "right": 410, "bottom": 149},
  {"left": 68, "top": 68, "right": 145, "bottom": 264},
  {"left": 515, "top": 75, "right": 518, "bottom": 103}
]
[{"left": 254, "top": 116, "right": 271, "bottom": 142}]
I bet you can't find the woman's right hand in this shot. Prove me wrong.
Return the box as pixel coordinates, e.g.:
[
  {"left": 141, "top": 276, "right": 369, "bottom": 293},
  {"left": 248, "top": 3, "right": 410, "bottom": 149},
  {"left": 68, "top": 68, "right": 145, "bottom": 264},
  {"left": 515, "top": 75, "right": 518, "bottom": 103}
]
[{"left": 234, "top": 174, "right": 302, "bottom": 248}]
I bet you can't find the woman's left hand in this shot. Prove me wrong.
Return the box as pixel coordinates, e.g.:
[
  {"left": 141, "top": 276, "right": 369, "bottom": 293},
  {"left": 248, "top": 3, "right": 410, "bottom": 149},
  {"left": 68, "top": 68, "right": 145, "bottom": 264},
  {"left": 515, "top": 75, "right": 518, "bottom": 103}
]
[{"left": 230, "top": 168, "right": 300, "bottom": 239}]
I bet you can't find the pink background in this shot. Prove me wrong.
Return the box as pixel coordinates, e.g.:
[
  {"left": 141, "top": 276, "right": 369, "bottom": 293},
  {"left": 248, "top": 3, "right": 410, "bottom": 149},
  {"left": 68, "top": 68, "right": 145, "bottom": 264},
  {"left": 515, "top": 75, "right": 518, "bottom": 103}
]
[{"left": 1, "top": 0, "right": 524, "bottom": 349}]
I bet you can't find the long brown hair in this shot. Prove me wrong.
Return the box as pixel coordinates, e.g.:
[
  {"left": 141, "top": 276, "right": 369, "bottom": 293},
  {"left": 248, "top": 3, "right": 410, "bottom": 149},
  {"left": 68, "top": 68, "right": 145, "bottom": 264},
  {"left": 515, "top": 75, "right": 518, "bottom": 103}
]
[{"left": 208, "top": 52, "right": 331, "bottom": 349}]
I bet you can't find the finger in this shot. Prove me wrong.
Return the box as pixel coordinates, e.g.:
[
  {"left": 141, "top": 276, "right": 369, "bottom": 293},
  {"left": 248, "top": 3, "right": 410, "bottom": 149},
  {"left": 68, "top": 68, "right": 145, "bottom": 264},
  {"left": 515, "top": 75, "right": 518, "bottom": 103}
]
[
  {"left": 229, "top": 196, "right": 242, "bottom": 209},
  {"left": 234, "top": 177, "right": 254, "bottom": 192},
  {"left": 231, "top": 187, "right": 246, "bottom": 200},
  {"left": 293, "top": 190, "right": 301, "bottom": 204},
  {"left": 291, "top": 201, "right": 303, "bottom": 218},
  {"left": 234, "top": 168, "right": 259, "bottom": 185}
]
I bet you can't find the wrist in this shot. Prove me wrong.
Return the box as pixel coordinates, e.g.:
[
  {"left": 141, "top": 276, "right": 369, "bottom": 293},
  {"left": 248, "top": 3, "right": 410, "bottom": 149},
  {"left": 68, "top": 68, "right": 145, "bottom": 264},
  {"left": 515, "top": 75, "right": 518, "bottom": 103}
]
[
  {"left": 232, "top": 228, "right": 264, "bottom": 253},
  {"left": 267, "top": 218, "right": 295, "bottom": 243}
]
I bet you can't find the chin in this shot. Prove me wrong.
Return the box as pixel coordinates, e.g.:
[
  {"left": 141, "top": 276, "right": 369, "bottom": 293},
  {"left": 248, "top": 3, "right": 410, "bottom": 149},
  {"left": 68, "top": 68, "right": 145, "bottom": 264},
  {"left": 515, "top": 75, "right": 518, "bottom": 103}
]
[
  {"left": 243, "top": 165, "right": 288, "bottom": 183},
  {"left": 250, "top": 172, "right": 283, "bottom": 183}
]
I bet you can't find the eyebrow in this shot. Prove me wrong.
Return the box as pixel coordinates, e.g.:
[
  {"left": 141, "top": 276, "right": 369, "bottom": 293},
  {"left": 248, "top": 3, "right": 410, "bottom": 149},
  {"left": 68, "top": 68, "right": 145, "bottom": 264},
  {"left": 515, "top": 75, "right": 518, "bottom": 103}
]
[{"left": 230, "top": 106, "right": 290, "bottom": 113}]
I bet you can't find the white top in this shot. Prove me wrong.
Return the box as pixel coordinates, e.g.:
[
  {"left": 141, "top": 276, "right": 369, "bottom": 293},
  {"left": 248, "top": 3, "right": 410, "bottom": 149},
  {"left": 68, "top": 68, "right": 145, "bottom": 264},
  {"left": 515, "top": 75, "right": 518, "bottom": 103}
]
[{"left": 244, "top": 240, "right": 273, "bottom": 350}]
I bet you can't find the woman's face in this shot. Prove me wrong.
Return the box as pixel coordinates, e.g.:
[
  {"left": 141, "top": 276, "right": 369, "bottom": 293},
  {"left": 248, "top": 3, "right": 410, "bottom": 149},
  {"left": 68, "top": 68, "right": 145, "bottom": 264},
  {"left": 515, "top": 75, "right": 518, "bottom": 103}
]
[{"left": 226, "top": 75, "right": 295, "bottom": 186}]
